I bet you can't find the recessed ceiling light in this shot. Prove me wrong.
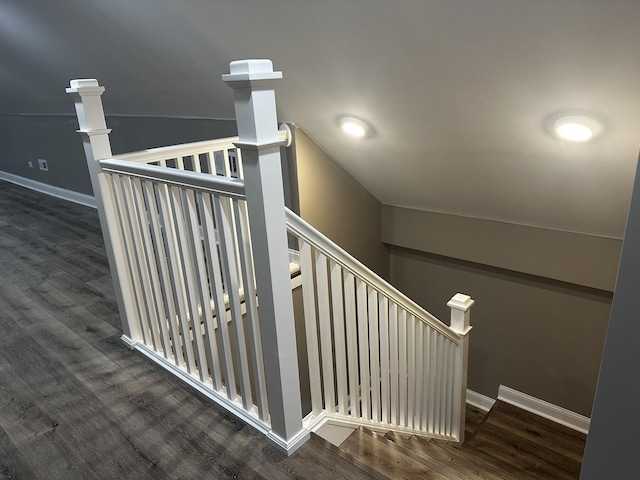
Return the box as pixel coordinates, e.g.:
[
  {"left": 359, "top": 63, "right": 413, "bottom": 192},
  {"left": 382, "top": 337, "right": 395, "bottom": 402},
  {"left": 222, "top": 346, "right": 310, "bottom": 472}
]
[
  {"left": 340, "top": 117, "right": 370, "bottom": 138},
  {"left": 554, "top": 116, "right": 601, "bottom": 142}
]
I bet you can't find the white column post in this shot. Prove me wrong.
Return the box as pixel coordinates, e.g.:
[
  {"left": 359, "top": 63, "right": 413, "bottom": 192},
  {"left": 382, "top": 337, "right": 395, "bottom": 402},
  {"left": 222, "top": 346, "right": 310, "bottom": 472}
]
[
  {"left": 222, "top": 60, "right": 308, "bottom": 455},
  {"left": 447, "top": 293, "right": 474, "bottom": 443},
  {"left": 66, "top": 79, "right": 142, "bottom": 346}
]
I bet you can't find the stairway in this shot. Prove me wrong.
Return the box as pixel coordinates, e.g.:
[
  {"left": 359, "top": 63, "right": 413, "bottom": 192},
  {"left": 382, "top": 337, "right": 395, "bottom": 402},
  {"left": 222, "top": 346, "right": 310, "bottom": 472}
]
[{"left": 328, "top": 401, "right": 586, "bottom": 479}]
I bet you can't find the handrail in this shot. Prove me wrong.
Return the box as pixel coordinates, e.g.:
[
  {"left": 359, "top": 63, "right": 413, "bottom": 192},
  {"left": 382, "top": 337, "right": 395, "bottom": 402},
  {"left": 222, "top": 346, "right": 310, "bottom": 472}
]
[
  {"left": 115, "top": 131, "right": 288, "bottom": 164},
  {"left": 100, "top": 158, "right": 246, "bottom": 199},
  {"left": 285, "top": 208, "right": 461, "bottom": 343},
  {"left": 116, "top": 136, "right": 240, "bottom": 163}
]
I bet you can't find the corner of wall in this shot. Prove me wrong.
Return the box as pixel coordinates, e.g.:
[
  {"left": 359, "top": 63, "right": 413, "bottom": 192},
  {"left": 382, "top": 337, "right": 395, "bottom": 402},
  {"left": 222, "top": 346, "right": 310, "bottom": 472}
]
[{"left": 293, "top": 127, "right": 390, "bottom": 279}]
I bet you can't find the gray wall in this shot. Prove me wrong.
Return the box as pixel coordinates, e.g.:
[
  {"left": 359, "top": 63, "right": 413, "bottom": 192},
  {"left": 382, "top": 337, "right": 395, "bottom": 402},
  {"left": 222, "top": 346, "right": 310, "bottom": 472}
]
[
  {"left": 0, "top": 114, "right": 91, "bottom": 194},
  {"left": 580, "top": 156, "right": 640, "bottom": 478},
  {"left": 384, "top": 205, "right": 619, "bottom": 416},
  {"left": 0, "top": 113, "right": 237, "bottom": 195},
  {"left": 294, "top": 127, "right": 390, "bottom": 279}
]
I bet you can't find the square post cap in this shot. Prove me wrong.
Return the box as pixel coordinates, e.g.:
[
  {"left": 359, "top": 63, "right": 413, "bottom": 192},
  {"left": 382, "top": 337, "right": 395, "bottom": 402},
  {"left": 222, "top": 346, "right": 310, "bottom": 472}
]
[
  {"left": 447, "top": 293, "right": 475, "bottom": 312},
  {"left": 66, "top": 78, "right": 104, "bottom": 95},
  {"left": 222, "top": 59, "right": 283, "bottom": 84}
]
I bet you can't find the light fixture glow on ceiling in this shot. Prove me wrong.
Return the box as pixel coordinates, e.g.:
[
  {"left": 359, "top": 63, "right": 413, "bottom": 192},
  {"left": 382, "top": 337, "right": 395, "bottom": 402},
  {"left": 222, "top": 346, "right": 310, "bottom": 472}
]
[
  {"left": 340, "top": 117, "right": 369, "bottom": 138},
  {"left": 554, "top": 116, "right": 601, "bottom": 142}
]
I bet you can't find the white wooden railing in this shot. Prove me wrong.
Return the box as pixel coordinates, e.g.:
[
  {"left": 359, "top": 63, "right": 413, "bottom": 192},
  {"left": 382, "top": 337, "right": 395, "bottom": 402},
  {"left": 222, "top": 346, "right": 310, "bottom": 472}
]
[
  {"left": 67, "top": 60, "right": 473, "bottom": 455},
  {"left": 98, "top": 157, "right": 269, "bottom": 418},
  {"left": 287, "top": 211, "right": 473, "bottom": 441}
]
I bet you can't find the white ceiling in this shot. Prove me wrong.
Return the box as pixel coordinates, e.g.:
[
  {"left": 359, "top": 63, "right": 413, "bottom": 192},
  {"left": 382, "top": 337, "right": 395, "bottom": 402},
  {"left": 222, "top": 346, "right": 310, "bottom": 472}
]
[{"left": 3, "top": 0, "right": 639, "bottom": 238}]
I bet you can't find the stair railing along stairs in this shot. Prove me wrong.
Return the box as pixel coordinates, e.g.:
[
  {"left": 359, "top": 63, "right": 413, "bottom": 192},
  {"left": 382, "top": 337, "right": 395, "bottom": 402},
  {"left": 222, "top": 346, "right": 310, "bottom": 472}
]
[{"left": 66, "top": 59, "right": 474, "bottom": 456}]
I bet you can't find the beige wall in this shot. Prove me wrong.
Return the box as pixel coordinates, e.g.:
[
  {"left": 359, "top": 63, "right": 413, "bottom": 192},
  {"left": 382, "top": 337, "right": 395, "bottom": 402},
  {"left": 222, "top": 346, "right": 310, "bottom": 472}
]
[
  {"left": 390, "top": 247, "right": 611, "bottom": 417},
  {"left": 292, "top": 133, "right": 616, "bottom": 416},
  {"left": 295, "top": 127, "right": 389, "bottom": 278},
  {"left": 383, "top": 205, "right": 621, "bottom": 291},
  {"left": 383, "top": 205, "right": 619, "bottom": 417}
]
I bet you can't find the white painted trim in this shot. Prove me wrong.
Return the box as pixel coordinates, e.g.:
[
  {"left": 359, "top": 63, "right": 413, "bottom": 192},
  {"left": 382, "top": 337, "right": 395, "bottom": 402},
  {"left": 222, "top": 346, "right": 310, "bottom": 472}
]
[
  {"left": 0, "top": 111, "right": 235, "bottom": 122},
  {"left": 302, "top": 411, "right": 456, "bottom": 442},
  {"left": 467, "top": 388, "right": 496, "bottom": 412},
  {"left": 0, "top": 170, "right": 96, "bottom": 209},
  {"left": 120, "top": 335, "right": 137, "bottom": 350},
  {"left": 498, "top": 385, "right": 590, "bottom": 434},
  {"left": 266, "top": 428, "right": 310, "bottom": 456}
]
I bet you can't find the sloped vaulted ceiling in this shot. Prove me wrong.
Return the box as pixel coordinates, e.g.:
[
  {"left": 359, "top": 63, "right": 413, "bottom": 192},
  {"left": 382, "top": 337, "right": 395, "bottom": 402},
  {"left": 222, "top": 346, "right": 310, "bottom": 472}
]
[{"left": 2, "top": 0, "right": 640, "bottom": 238}]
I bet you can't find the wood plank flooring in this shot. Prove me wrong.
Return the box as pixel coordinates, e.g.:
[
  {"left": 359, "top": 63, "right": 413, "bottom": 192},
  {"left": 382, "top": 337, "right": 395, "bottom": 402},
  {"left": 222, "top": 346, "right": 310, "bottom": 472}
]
[
  {"left": 0, "top": 180, "right": 587, "bottom": 479},
  {"left": 342, "top": 402, "right": 586, "bottom": 479},
  {"left": 0, "top": 180, "right": 375, "bottom": 480}
]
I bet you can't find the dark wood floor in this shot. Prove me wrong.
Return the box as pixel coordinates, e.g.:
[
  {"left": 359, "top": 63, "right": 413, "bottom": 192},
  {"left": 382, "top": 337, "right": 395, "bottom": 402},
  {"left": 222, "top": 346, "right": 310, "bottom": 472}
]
[
  {"left": 0, "top": 180, "right": 586, "bottom": 479},
  {"left": 340, "top": 401, "right": 586, "bottom": 479},
  {"left": 0, "top": 180, "right": 375, "bottom": 480}
]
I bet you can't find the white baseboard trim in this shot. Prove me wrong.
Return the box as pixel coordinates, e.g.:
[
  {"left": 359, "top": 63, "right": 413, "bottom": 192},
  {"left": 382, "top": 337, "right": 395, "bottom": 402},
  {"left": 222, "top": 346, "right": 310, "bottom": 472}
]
[
  {"left": 466, "top": 389, "right": 496, "bottom": 412},
  {"left": 498, "top": 385, "right": 590, "bottom": 434},
  {"left": 0, "top": 170, "right": 96, "bottom": 209},
  {"left": 120, "top": 335, "right": 137, "bottom": 350}
]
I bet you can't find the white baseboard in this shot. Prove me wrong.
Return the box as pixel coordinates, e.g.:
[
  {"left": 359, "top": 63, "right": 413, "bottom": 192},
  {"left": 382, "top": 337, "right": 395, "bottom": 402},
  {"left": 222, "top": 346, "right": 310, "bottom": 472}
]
[
  {"left": 466, "top": 389, "right": 496, "bottom": 412},
  {"left": 498, "top": 385, "right": 590, "bottom": 434},
  {"left": 0, "top": 170, "right": 96, "bottom": 209}
]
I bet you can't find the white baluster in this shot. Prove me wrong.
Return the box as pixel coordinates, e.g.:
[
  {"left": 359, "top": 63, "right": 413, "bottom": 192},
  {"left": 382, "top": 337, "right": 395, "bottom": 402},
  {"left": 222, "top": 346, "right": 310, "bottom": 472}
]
[
  {"left": 388, "top": 302, "right": 398, "bottom": 425},
  {"left": 182, "top": 188, "right": 218, "bottom": 386},
  {"left": 300, "top": 241, "right": 322, "bottom": 416},
  {"left": 413, "top": 319, "right": 422, "bottom": 430},
  {"left": 198, "top": 193, "right": 230, "bottom": 392},
  {"left": 379, "top": 296, "right": 390, "bottom": 424},
  {"left": 141, "top": 181, "right": 177, "bottom": 364},
  {"left": 344, "top": 272, "right": 360, "bottom": 418},
  {"left": 368, "top": 287, "right": 381, "bottom": 422},
  {"left": 233, "top": 199, "right": 268, "bottom": 419},
  {"left": 330, "top": 260, "right": 348, "bottom": 415},
  {"left": 167, "top": 186, "right": 200, "bottom": 376},
  {"left": 356, "top": 279, "right": 371, "bottom": 420},
  {"left": 398, "top": 309, "right": 408, "bottom": 427},
  {"left": 208, "top": 194, "right": 239, "bottom": 397},
  {"left": 407, "top": 315, "right": 415, "bottom": 428},
  {"left": 130, "top": 178, "right": 165, "bottom": 353},
  {"left": 155, "top": 183, "right": 193, "bottom": 371},
  {"left": 316, "top": 252, "right": 335, "bottom": 413},
  {"left": 216, "top": 194, "right": 253, "bottom": 408}
]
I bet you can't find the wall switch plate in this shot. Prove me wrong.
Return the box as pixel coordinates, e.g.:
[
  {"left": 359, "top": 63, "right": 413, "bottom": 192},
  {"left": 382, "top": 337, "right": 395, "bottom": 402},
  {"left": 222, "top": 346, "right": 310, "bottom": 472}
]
[
  {"left": 28, "top": 161, "right": 33, "bottom": 168},
  {"left": 38, "top": 159, "right": 48, "bottom": 171}
]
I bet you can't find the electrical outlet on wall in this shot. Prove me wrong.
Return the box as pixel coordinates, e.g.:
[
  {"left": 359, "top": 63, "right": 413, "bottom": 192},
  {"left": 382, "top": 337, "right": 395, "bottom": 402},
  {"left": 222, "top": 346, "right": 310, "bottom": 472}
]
[
  {"left": 28, "top": 161, "right": 33, "bottom": 168},
  {"left": 38, "top": 159, "right": 48, "bottom": 171}
]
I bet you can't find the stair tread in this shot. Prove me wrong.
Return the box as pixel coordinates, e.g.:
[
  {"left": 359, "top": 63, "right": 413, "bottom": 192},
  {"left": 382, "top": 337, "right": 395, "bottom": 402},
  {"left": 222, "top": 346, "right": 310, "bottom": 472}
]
[
  {"left": 385, "top": 432, "right": 512, "bottom": 480},
  {"left": 297, "top": 433, "right": 377, "bottom": 480},
  {"left": 468, "top": 418, "right": 582, "bottom": 479},
  {"left": 337, "top": 399, "right": 586, "bottom": 480},
  {"left": 485, "top": 401, "right": 586, "bottom": 462},
  {"left": 340, "top": 427, "right": 453, "bottom": 480}
]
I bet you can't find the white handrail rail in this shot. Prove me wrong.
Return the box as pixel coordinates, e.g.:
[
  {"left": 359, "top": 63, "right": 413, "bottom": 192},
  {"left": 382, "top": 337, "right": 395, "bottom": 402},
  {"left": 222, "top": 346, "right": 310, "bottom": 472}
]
[
  {"left": 115, "top": 131, "right": 288, "bottom": 164},
  {"left": 116, "top": 136, "right": 240, "bottom": 163},
  {"left": 285, "top": 208, "right": 461, "bottom": 344},
  {"left": 100, "top": 158, "right": 246, "bottom": 199}
]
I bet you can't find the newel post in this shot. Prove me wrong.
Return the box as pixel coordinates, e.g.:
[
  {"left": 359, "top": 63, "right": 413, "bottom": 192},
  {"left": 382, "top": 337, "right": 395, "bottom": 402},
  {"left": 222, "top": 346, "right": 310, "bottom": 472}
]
[
  {"left": 65, "top": 80, "right": 141, "bottom": 346},
  {"left": 448, "top": 293, "right": 474, "bottom": 443},
  {"left": 222, "top": 60, "right": 308, "bottom": 454}
]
